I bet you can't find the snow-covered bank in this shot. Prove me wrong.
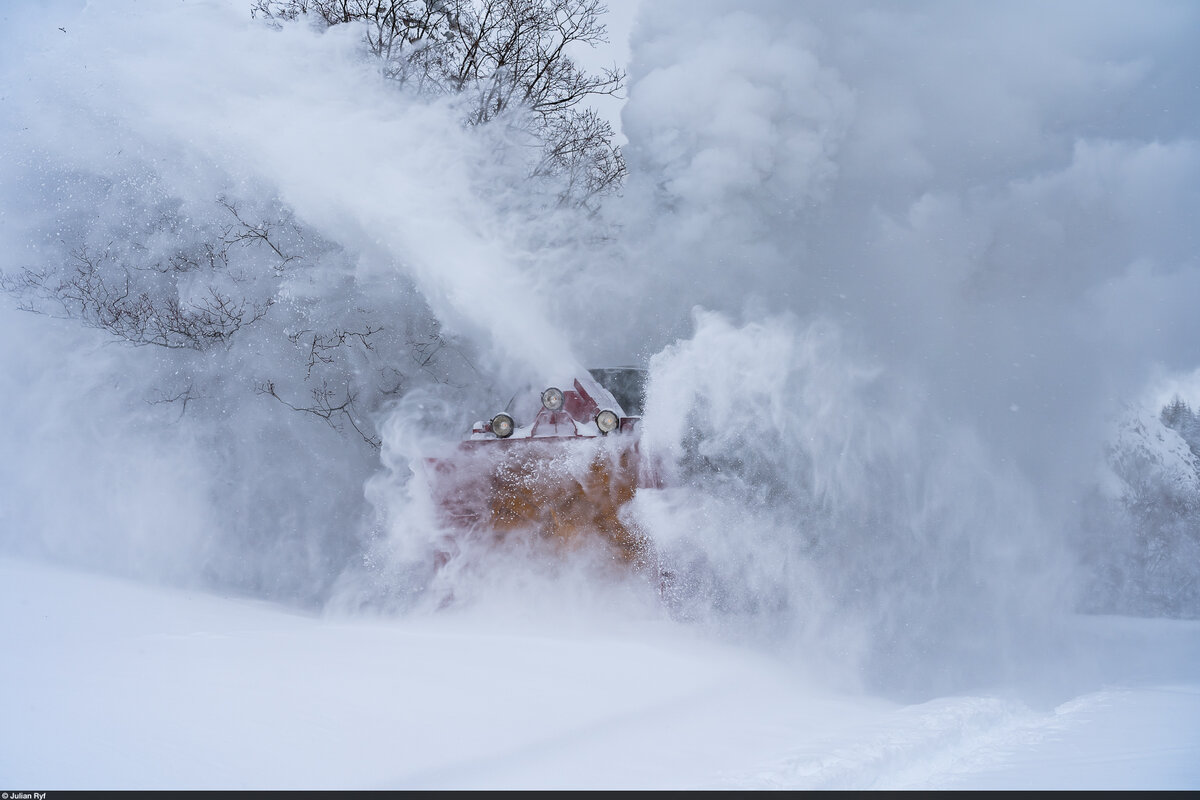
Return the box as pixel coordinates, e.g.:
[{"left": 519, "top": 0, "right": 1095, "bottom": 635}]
[{"left": 3, "top": 556, "right": 1198, "bottom": 790}]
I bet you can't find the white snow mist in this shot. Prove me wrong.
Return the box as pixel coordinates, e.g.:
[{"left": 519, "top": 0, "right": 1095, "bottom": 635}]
[{"left": 3, "top": 0, "right": 1199, "bottom": 699}]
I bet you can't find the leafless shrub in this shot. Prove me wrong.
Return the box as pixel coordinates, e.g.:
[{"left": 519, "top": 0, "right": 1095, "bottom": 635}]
[{"left": 3, "top": 246, "right": 272, "bottom": 350}]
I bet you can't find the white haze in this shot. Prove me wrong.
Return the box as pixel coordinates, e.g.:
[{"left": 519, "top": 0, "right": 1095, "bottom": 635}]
[{"left": 2, "top": 0, "right": 1200, "bottom": 783}]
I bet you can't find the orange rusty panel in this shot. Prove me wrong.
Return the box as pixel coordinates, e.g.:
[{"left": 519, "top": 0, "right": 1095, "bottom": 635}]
[{"left": 430, "top": 437, "right": 652, "bottom": 564}]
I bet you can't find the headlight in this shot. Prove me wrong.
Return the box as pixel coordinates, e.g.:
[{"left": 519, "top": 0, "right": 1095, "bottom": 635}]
[
  {"left": 490, "top": 413, "right": 515, "bottom": 438},
  {"left": 541, "top": 387, "right": 564, "bottom": 411},
  {"left": 596, "top": 409, "right": 619, "bottom": 434}
]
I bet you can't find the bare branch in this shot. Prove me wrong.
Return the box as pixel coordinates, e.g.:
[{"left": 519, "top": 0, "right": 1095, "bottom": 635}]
[
  {"left": 147, "top": 382, "right": 200, "bottom": 421},
  {"left": 218, "top": 197, "right": 298, "bottom": 274},
  {"left": 288, "top": 324, "right": 382, "bottom": 378},
  {"left": 257, "top": 378, "right": 382, "bottom": 449}
]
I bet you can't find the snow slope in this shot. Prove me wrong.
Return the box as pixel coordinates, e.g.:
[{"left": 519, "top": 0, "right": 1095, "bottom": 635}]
[{"left": 4, "top": 556, "right": 1198, "bottom": 790}]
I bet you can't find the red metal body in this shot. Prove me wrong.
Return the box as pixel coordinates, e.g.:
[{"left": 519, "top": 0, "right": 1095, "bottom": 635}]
[{"left": 424, "top": 372, "right": 657, "bottom": 563}]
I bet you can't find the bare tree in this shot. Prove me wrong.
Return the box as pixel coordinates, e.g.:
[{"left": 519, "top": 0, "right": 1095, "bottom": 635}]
[
  {"left": 252, "top": 0, "right": 627, "bottom": 208},
  {"left": 0, "top": 193, "right": 472, "bottom": 451}
]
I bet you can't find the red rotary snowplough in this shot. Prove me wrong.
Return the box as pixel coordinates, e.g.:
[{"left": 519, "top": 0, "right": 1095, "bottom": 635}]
[{"left": 423, "top": 368, "right": 659, "bottom": 563}]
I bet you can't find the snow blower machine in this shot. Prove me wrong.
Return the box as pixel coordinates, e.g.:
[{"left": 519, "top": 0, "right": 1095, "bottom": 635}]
[{"left": 423, "top": 367, "right": 659, "bottom": 565}]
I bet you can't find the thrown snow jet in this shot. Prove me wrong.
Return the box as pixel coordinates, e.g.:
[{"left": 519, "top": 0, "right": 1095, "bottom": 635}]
[
  {"left": 421, "top": 367, "right": 663, "bottom": 568},
  {"left": 28, "top": 0, "right": 583, "bottom": 385}
]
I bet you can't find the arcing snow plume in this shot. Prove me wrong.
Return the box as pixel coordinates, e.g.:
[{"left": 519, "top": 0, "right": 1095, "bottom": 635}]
[
  {"left": 568, "top": 0, "right": 1199, "bottom": 692},
  {"left": 630, "top": 311, "right": 1066, "bottom": 695},
  {"left": 0, "top": 1, "right": 591, "bottom": 601},
  {"left": 603, "top": 0, "right": 1200, "bottom": 504},
  {"left": 5, "top": 0, "right": 581, "bottom": 384}
]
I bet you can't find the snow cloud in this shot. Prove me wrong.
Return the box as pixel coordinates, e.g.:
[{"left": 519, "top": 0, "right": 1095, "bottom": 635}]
[
  {"left": 2, "top": 0, "right": 1198, "bottom": 696},
  {"left": 597, "top": 0, "right": 1200, "bottom": 498},
  {"left": 566, "top": 0, "right": 1200, "bottom": 691}
]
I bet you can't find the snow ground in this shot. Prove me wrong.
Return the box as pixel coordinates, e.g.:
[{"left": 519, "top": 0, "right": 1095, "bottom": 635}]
[{"left": 3, "top": 556, "right": 1198, "bottom": 790}]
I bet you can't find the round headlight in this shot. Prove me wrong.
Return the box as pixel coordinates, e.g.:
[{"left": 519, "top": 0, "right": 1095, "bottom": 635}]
[
  {"left": 596, "top": 409, "right": 619, "bottom": 434},
  {"left": 541, "top": 387, "right": 565, "bottom": 411},
  {"left": 490, "top": 413, "right": 515, "bottom": 438}
]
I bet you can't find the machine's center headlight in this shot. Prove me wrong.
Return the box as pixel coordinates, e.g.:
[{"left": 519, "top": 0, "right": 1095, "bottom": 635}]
[
  {"left": 596, "top": 409, "right": 619, "bottom": 434},
  {"left": 491, "top": 413, "right": 515, "bottom": 438},
  {"left": 541, "top": 387, "right": 564, "bottom": 411}
]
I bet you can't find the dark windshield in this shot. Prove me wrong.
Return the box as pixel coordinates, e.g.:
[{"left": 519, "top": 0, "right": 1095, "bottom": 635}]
[{"left": 588, "top": 367, "right": 648, "bottom": 417}]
